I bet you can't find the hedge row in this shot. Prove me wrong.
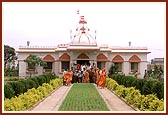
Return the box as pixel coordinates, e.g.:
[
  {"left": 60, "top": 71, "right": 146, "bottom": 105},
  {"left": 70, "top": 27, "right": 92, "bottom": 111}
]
[
  {"left": 4, "top": 74, "right": 58, "bottom": 99},
  {"left": 109, "top": 74, "right": 164, "bottom": 100},
  {"left": 4, "top": 78, "right": 63, "bottom": 111},
  {"left": 4, "top": 77, "right": 24, "bottom": 81},
  {"left": 106, "top": 78, "right": 164, "bottom": 111}
]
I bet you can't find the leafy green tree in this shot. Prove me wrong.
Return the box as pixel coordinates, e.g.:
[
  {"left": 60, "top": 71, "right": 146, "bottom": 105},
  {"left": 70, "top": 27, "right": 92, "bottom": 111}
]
[
  {"left": 158, "top": 66, "right": 164, "bottom": 81},
  {"left": 148, "top": 65, "right": 164, "bottom": 81},
  {"left": 24, "top": 54, "right": 47, "bottom": 77},
  {"left": 153, "top": 64, "right": 159, "bottom": 77},
  {"left": 147, "top": 69, "right": 153, "bottom": 77},
  {"left": 108, "top": 63, "right": 118, "bottom": 76},
  {"left": 4, "top": 45, "right": 17, "bottom": 69},
  {"left": 159, "top": 66, "right": 163, "bottom": 74}
]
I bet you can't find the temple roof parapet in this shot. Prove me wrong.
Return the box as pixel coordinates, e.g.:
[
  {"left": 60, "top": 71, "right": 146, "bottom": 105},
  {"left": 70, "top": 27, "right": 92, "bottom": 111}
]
[
  {"left": 19, "top": 45, "right": 57, "bottom": 49},
  {"left": 98, "top": 44, "right": 109, "bottom": 48},
  {"left": 57, "top": 44, "right": 70, "bottom": 48},
  {"left": 18, "top": 45, "right": 149, "bottom": 52},
  {"left": 110, "top": 46, "right": 148, "bottom": 50}
]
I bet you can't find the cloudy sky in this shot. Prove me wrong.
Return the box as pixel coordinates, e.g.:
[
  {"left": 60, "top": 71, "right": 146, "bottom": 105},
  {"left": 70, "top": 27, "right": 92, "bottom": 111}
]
[{"left": 2, "top": 2, "right": 166, "bottom": 62}]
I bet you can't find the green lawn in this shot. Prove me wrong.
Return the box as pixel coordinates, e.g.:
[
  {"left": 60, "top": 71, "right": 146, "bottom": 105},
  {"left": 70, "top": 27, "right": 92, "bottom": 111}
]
[{"left": 58, "top": 83, "right": 109, "bottom": 111}]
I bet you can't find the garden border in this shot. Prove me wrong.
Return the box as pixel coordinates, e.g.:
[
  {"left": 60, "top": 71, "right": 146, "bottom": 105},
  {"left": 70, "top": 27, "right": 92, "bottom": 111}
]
[{"left": 27, "top": 85, "right": 62, "bottom": 111}]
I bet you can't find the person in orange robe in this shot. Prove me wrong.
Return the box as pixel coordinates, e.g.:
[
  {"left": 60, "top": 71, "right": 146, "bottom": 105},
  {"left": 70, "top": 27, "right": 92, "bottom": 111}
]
[
  {"left": 63, "top": 70, "right": 67, "bottom": 85},
  {"left": 68, "top": 70, "right": 73, "bottom": 84},
  {"left": 64, "top": 70, "right": 72, "bottom": 86},
  {"left": 83, "top": 69, "right": 90, "bottom": 83},
  {"left": 98, "top": 68, "right": 107, "bottom": 88},
  {"left": 95, "top": 68, "right": 100, "bottom": 86}
]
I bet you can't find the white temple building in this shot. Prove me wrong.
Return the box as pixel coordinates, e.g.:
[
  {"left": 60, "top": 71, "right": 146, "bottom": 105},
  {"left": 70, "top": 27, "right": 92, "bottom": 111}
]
[{"left": 16, "top": 14, "right": 150, "bottom": 78}]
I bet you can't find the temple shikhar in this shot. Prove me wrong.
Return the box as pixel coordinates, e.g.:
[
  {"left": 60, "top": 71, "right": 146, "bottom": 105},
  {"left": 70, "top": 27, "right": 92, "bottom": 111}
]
[{"left": 17, "top": 13, "right": 150, "bottom": 78}]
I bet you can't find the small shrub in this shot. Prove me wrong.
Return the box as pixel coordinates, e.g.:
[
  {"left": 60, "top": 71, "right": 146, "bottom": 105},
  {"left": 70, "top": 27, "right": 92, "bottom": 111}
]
[
  {"left": 9, "top": 81, "right": 25, "bottom": 96},
  {"left": 4, "top": 83, "right": 15, "bottom": 99},
  {"left": 43, "top": 74, "right": 50, "bottom": 83},
  {"left": 106, "top": 78, "right": 164, "bottom": 111},
  {"left": 30, "top": 77, "right": 39, "bottom": 88},
  {"left": 115, "top": 85, "right": 126, "bottom": 98},
  {"left": 20, "top": 79, "right": 37, "bottom": 93},
  {"left": 49, "top": 79, "right": 59, "bottom": 89},
  {"left": 4, "top": 78, "right": 63, "bottom": 111},
  {"left": 36, "top": 75, "right": 46, "bottom": 86},
  {"left": 108, "top": 74, "right": 164, "bottom": 100},
  {"left": 142, "top": 80, "right": 156, "bottom": 95},
  {"left": 140, "top": 94, "right": 164, "bottom": 111},
  {"left": 151, "top": 81, "right": 164, "bottom": 100}
]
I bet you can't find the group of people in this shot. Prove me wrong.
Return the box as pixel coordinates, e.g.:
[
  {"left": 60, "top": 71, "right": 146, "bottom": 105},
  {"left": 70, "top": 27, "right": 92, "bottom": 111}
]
[{"left": 63, "top": 63, "right": 107, "bottom": 89}]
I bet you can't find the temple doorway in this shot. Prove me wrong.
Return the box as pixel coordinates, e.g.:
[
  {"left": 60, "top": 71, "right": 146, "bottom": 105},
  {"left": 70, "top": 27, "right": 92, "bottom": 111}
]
[{"left": 77, "top": 60, "right": 89, "bottom": 65}]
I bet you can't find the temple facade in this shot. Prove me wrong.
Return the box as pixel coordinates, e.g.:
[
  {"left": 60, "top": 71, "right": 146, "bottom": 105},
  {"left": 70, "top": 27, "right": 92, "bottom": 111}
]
[{"left": 17, "top": 15, "right": 150, "bottom": 78}]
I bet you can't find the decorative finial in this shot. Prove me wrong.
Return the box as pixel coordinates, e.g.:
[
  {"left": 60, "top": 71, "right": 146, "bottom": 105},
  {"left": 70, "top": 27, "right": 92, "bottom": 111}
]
[
  {"left": 77, "top": 10, "right": 80, "bottom": 15},
  {"left": 70, "top": 30, "right": 72, "bottom": 42},
  {"left": 95, "top": 30, "right": 96, "bottom": 39},
  {"left": 27, "top": 41, "right": 30, "bottom": 47}
]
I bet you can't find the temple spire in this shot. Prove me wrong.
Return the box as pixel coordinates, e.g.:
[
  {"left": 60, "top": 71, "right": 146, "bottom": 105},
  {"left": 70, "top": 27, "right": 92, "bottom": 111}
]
[{"left": 71, "top": 10, "right": 97, "bottom": 45}]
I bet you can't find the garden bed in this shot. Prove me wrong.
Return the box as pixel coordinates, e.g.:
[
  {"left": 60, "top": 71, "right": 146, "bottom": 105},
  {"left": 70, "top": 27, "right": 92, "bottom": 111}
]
[{"left": 58, "top": 83, "right": 109, "bottom": 111}]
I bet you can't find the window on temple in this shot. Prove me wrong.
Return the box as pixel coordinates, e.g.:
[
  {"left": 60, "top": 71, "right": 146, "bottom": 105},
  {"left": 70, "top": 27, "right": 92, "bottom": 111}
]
[
  {"left": 97, "top": 62, "right": 105, "bottom": 69},
  {"left": 131, "top": 62, "right": 138, "bottom": 72},
  {"left": 44, "top": 62, "right": 52, "bottom": 72},
  {"left": 27, "top": 63, "right": 35, "bottom": 71},
  {"left": 61, "top": 61, "right": 70, "bottom": 72}
]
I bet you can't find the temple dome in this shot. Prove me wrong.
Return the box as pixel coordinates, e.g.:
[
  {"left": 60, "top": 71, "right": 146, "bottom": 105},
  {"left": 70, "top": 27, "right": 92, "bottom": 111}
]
[{"left": 71, "top": 15, "right": 97, "bottom": 46}]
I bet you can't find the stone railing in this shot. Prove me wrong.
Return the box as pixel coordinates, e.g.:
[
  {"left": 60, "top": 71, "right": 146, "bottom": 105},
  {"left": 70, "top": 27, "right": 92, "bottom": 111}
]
[
  {"left": 110, "top": 46, "right": 148, "bottom": 50},
  {"left": 19, "top": 46, "right": 58, "bottom": 48}
]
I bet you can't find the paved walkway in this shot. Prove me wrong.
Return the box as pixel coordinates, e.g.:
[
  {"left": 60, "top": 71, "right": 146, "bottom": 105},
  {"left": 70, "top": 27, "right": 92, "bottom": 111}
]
[
  {"left": 95, "top": 85, "right": 135, "bottom": 111},
  {"left": 29, "top": 84, "right": 136, "bottom": 112},
  {"left": 29, "top": 85, "right": 72, "bottom": 111}
]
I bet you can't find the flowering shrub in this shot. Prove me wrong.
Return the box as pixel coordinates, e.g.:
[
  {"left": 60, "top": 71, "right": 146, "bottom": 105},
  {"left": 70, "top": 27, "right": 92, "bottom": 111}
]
[
  {"left": 4, "top": 78, "right": 62, "bottom": 111},
  {"left": 106, "top": 78, "right": 164, "bottom": 111}
]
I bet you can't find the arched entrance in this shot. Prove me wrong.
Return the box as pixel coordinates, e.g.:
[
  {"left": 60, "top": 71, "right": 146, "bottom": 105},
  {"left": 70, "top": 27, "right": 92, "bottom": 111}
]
[
  {"left": 77, "top": 60, "right": 89, "bottom": 65},
  {"left": 77, "top": 53, "right": 90, "bottom": 65}
]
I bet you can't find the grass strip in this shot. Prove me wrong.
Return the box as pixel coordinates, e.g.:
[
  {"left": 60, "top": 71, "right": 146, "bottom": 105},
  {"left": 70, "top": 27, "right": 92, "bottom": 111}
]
[{"left": 58, "top": 83, "right": 109, "bottom": 111}]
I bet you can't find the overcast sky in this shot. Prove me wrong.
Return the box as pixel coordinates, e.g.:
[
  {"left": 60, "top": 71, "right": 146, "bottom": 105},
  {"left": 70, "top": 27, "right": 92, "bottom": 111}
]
[{"left": 2, "top": 2, "right": 166, "bottom": 62}]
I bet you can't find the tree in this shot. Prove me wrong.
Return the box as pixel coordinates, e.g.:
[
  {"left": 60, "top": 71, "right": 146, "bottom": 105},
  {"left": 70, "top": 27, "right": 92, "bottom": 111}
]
[
  {"left": 153, "top": 64, "right": 160, "bottom": 79},
  {"left": 4, "top": 45, "right": 17, "bottom": 69},
  {"left": 108, "top": 63, "right": 118, "bottom": 76},
  {"left": 159, "top": 65, "right": 163, "bottom": 74},
  {"left": 148, "top": 64, "right": 164, "bottom": 81},
  {"left": 24, "top": 54, "right": 47, "bottom": 77},
  {"left": 158, "top": 65, "right": 164, "bottom": 81},
  {"left": 147, "top": 69, "right": 153, "bottom": 77}
]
